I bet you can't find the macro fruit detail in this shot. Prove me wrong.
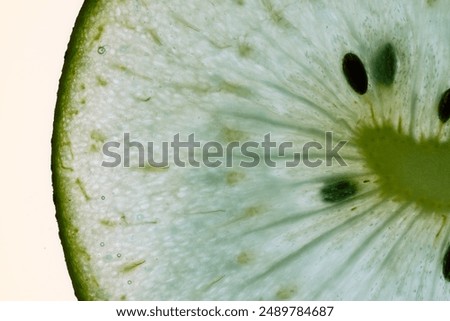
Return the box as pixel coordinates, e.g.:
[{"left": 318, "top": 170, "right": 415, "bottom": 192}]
[{"left": 53, "top": 0, "right": 450, "bottom": 300}]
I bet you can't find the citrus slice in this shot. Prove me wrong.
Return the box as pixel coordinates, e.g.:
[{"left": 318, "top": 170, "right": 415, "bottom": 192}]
[{"left": 52, "top": 0, "right": 450, "bottom": 300}]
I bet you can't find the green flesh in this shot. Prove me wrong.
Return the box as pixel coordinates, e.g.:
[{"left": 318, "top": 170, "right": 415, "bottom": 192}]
[{"left": 356, "top": 123, "right": 450, "bottom": 213}]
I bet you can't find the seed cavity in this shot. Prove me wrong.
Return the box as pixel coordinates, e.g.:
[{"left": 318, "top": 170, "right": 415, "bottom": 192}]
[
  {"left": 321, "top": 179, "right": 357, "bottom": 203},
  {"left": 120, "top": 259, "right": 146, "bottom": 273},
  {"left": 275, "top": 285, "right": 298, "bottom": 300},
  {"left": 226, "top": 171, "right": 245, "bottom": 186},
  {"left": 342, "top": 53, "right": 368, "bottom": 95},
  {"left": 438, "top": 88, "right": 450, "bottom": 123},
  {"left": 443, "top": 245, "right": 450, "bottom": 282},
  {"left": 236, "top": 251, "right": 253, "bottom": 265},
  {"left": 372, "top": 43, "right": 397, "bottom": 86}
]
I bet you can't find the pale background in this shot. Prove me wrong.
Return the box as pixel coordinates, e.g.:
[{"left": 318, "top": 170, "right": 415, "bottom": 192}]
[{"left": 0, "top": 0, "right": 85, "bottom": 300}]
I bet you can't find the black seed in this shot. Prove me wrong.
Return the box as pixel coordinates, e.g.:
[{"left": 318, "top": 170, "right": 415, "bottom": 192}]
[
  {"left": 443, "top": 245, "right": 450, "bottom": 282},
  {"left": 372, "top": 43, "right": 397, "bottom": 86},
  {"left": 438, "top": 88, "right": 450, "bottom": 123},
  {"left": 342, "top": 53, "right": 368, "bottom": 95},
  {"left": 321, "top": 180, "right": 357, "bottom": 203}
]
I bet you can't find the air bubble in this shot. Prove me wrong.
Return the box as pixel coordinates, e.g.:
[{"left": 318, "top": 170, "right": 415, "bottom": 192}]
[
  {"left": 97, "top": 46, "right": 106, "bottom": 55},
  {"left": 117, "top": 253, "right": 122, "bottom": 258},
  {"left": 100, "top": 242, "right": 105, "bottom": 247},
  {"left": 101, "top": 196, "right": 106, "bottom": 200},
  {"left": 127, "top": 280, "right": 133, "bottom": 285}
]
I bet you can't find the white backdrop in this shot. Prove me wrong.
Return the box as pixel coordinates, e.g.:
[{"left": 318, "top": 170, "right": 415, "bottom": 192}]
[{"left": 0, "top": 0, "right": 84, "bottom": 300}]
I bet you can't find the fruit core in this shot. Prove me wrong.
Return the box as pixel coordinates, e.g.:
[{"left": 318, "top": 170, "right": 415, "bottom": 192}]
[{"left": 355, "top": 123, "right": 450, "bottom": 214}]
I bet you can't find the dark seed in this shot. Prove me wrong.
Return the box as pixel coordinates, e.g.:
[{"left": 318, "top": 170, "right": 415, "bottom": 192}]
[
  {"left": 372, "top": 43, "right": 397, "bottom": 86},
  {"left": 443, "top": 244, "right": 450, "bottom": 282},
  {"left": 321, "top": 180, "right": 357, "bottom": 203},
  {"left": 342, "top": 53, "right": 368, "bottom": 95},
  {"left": 438, "top": 88, "right": 450, "bottom": 123}
]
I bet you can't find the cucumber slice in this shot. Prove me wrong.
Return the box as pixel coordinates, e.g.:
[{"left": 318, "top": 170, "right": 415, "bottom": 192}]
[{"left": 52, "top": 0, "right": 450, "bottom": 300}]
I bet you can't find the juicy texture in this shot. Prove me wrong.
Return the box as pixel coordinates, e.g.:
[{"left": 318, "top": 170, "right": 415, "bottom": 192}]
[{"left": 53, "top": 0, "right": 450, "bottom": 300}]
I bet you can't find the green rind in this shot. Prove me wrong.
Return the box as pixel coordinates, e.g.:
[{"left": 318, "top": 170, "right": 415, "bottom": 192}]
[{"left": 51, "top": 0, "right": 105, "bottom": 301}]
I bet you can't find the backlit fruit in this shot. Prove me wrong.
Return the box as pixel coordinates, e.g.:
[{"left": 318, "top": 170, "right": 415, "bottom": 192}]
[{"left": 52, "top": 0, "right": 450, "bottom": 300}]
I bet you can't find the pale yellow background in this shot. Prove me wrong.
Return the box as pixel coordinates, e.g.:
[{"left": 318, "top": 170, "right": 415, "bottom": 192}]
[{"left": 0, "top": 0, "right": 85, "bottom": 300}]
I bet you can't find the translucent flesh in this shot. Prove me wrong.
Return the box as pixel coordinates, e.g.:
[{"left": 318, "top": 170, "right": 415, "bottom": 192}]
[{"left": 53, "top": 0, "right": 450, "bottom": 300}]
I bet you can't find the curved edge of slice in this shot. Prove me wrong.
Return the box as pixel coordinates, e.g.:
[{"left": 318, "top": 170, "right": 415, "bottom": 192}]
[{"left": 51, "top": 0, "right": 105, "bottom": 301}]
